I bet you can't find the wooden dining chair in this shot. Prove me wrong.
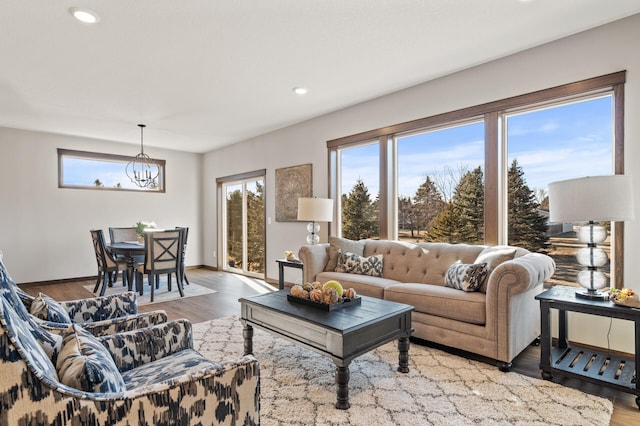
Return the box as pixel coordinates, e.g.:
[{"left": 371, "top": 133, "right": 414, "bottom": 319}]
[
  {"left": 108, "top": 227, "right": 139, "bottom": 244},
  {"left": 135, "top": 229, "right": 184, "bottom": 302},
  {"left": 108, "top": 227, "right": 140, "bottom": 286},
  {"left": 90, "top": 229, "right": 128, "bottom": 296},
  {"left": 175, "top": 226, "right": 190, "bottom": 286}
]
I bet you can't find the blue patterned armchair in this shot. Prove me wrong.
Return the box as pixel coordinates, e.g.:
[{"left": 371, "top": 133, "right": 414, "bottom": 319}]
[
  {"left": 0, "top": 259, "right": 260, "bottom": 425},
  {"left": 1, "top": 252, "right": 168, "bottom": 336}
]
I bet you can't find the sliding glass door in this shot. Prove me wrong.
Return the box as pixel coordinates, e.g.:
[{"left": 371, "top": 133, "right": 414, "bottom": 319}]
[{"left": 222, "top": 176, "right": 265, "bottom": 277}]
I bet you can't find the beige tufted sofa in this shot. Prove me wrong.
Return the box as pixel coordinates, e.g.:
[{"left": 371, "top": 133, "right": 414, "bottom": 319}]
[{"left": 299, "top": 239, "right": 555, "bottom": 370}]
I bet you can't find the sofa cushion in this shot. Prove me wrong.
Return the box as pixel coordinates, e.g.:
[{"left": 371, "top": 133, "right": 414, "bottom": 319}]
[
  {"left": 364, "top": 240, "right": 433, "bottom": 283},
  {"left": 56, "top": 324, "right": 126, "bottom": 393},
  {"left": 30, "top": 292, "right": 72, "bottom": 323},
  {"left": 445, "top": 263, "right": 488, "bottom": 292},
  {"left": 335, "top": 249, "right": 383, "bottom": 277},
  {"left": 325, "top": 237, "right": 365, "bottom": 272},
  {"left": 474, "top": 247, "right": 517, "bottom": 293},
  {"left": 384, "top": 283, "right": 486, "bottom": 325}
]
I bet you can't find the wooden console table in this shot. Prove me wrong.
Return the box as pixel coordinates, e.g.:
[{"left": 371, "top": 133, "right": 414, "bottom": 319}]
[{"left": 536, "top": 285, "right": 640, "bottom": 409}]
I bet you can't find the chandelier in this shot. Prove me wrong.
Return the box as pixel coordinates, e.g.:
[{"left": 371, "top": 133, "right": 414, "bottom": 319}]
[{"left": 126, "top": 124, "right": 159, "bottom": 188}]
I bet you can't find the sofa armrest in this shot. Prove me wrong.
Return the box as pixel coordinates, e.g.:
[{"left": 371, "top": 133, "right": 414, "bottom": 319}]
[
  {"left": 298, "top": 243, "right": 330, "bottom": 283},
  {"left": 99, "top": 319, "right": 193, "bottom": 371},
  {"left": 486, "top": 252, "right": 556, "bottom": 296},
  {"left": 59, "top": 291, "right": 138, "bottom": 322}
]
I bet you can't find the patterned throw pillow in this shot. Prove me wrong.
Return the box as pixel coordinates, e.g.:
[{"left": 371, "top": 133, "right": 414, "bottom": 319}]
[
  {"left": 56, "top": 324, "right": 126, "bottom": 393},
  {"left": 326, "top": 237, "right": 365, "bottom": 272},
  {"left": 30, "top": 293, "right": 72, "bottom": 323},
  {"left": 445, "top": 262, "right": 488, "bottom": 292},
  {"left": 335, "top": 249, "right": 383, "bottom": 277},
  {"left": 474, "top": 248, "right": 517, "bottom": 293}
]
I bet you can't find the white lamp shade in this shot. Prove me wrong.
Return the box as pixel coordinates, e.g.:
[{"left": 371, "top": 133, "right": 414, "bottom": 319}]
[
  {"left": 297, "top": 198, "right": 334, "bottom": 222},
  {"left": 548, "top": 175, "right": 635, "bottom": 222}
]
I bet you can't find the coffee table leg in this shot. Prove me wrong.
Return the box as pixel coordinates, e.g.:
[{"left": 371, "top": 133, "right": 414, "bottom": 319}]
[
  {"left": 398, "top": 336, "right": 410, "bottom": 373},
  {"left": 335, "top": 364, "right": 351, "bottom": 410},
  {"left": 242, "top": 323, "right": 254, "bottom": 355}
]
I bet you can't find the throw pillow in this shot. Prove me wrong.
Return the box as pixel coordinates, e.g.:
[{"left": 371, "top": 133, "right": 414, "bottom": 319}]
[
  {"left": 325, "top": 236, "right": 365, "bottom": 272},
  {"left": 56, "top": 324, "right": 126, "bottom": 393},
  {"left": 474, "top": 247, "right": 517, "bottom": 293},
  {"left": 30, "top": 293, "right": 72, "bottom": 323},
  {"left": 445, "top": 262, "right": 488, "bottom": 292},
  {"left": 335, "top": 249, "right": 383, "bottom": 277}
]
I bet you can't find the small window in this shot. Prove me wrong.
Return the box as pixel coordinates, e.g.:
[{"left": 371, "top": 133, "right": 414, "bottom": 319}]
[{"left": 58, "top": 149, "right": 165, "bottom": 192}]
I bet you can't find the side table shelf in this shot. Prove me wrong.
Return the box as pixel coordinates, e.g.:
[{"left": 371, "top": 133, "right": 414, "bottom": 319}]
[
  {"left": 546, "top": 346, "right": 636, "bottom": 392},
  {"left": 536, "top": 285, "right": 640, "bottom": 409}
]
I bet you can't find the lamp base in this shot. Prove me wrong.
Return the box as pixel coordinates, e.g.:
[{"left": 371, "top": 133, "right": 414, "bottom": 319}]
[{"left": 575, "top": 288, "right": 609, "bottom": 301}]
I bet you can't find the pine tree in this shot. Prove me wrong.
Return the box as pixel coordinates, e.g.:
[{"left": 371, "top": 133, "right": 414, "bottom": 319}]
[
  {"left": 413, "top": 176, "right": 445, "bottom": 237},
  {"left": 397, "top": 195, "right": 417, "bottom": 237},
  {"left": 226, "top": 189, "right": 243, "bottom": 267},
  {"left": 427, "top": 167, "right": 484, "bottom": 244},
  {"left": 246, "top": 181, "right": 265, "bottom": 273},
  {"left": 342, "top": 179, "right": 378, "bottom": 240},
  {"left": 451, "top": 166, "right": 484, "bottom": 243},
  {"left": 507, "top": 159, "right": 549, "bottom": 252},
  {"left": 426, "top": 203, "right": 466, "bottom": 243}
]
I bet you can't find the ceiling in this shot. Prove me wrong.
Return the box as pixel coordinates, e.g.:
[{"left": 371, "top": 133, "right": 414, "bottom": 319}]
[{"left": 1, "top": 1, "right": 639, "bottom": 153}]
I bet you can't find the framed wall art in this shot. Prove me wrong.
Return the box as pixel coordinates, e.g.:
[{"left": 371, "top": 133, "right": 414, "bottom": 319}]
[{"left": 275, "top": 163, "right": 312, "bottom": 222}]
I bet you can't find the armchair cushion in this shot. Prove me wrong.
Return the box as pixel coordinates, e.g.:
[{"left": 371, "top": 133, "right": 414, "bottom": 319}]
[
  {"left": 30, "top": 292, "right": 72, "bottom": 323},
  {"left": 56, "top": 324, "right": 126, "bottom": 393},
  {"left": 120, "top": 348, "right": 218, "bottom": 389},
  {"left": 100, "top": 319, "right": 194, "bottom": 372}
]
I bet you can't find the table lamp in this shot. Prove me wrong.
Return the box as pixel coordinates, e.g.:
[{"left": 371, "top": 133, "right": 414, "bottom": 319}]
[
  {"left": 297, "top": 197, "right": 334, "bottom": 244},
  {"left": 548, "top": 175, "right": 634, "bottom": 300}
]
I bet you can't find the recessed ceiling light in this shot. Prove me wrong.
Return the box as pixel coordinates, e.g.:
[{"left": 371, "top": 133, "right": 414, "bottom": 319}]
[
  {"left": 293, "top": 87, "right": 308, "bottom": 95},
  {"left": 69, "top": 7, "right": 100, "bottom": 24}
]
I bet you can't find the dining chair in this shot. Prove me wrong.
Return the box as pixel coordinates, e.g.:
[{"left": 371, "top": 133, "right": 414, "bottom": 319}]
[
  {"left": 108, "top": 226, "right": 142, "bottom": 285},
  {"left": 90, "top": 229, "right": 128, "bottom": 296},
  {"left": 135, "top": 229, "right": 184, "bottom": 302},
  {"left": 108, "top": 227, "right": 139, "bottom": 244},
  {"left": 175, "top": 226, "right": 190, "bottom": 286}
]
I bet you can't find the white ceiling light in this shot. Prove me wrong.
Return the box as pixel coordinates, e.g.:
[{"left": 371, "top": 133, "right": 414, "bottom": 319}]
[
  {"left": 69, "top": 7, "right": 100, "bottom": 24},
  {"left": 293, "top": 87, "right": 308, "bottom": 95}
]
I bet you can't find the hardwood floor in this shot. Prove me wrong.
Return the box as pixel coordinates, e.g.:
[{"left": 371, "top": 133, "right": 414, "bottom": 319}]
[{"left": 20, "top": 268, "right": 639, "bottom": 425}]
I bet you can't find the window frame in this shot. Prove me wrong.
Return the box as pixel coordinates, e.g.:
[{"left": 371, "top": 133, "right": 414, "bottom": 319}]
[
  {"left": 58, "top": 148, "right": 166, "bottom": 193},
  {"left": 327, "top": 71, "right": 626, "bottom": 287}
]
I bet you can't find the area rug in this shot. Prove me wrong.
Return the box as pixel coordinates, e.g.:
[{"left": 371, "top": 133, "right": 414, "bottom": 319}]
[
  {"left": 193, "top": 316, "right": 613, "bottom": 426},
  {"left": 83, "top": 280, "right": 216, "bottom": 306}
]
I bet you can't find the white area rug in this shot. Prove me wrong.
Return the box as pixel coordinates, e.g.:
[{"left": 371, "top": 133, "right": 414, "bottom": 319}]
[
  {"left": 83, "top": 280, "right": 216, "bottom": 306},
  {"left": 193, "top": 316, "right": 613, "bottom": 426}
]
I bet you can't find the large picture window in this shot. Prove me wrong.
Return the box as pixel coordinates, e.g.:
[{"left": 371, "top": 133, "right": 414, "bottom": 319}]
[
  {"left": 328, "top": 72, "right": 625, "bottom": 288},
  {"left": 58, "top": 149, "right": 166, "bottom": 192}
]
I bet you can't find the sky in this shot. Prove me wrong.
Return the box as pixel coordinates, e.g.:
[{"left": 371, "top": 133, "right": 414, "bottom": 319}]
[{"left": 341, "top": 95, "right": 613, "bottom": 199}]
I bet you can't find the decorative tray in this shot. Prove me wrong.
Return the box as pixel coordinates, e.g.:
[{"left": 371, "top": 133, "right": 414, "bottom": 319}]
[{"left": 287, "top": 294, "right": 362, "bottom": 311}]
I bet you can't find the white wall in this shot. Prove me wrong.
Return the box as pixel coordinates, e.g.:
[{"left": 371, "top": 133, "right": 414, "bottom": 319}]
[
  {"left": 0, "top": 127, "right": 202, "bottom": 282},
  {"left": 203, "top": 14, "right": 640, "bottom": 352}
]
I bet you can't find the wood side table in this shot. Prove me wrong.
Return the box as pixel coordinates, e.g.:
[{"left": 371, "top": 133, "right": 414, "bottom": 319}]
[
  {"left": 276, "top": 259, "right": 304, "bottom": 290},
  {"left": 536, "top": 285, "right": 640, "bottom": 409}
]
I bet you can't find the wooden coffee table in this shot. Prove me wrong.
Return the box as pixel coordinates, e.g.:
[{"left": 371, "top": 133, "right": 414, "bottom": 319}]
[{"left": 239, "top": 290, "right": 414, "bottom": 409}]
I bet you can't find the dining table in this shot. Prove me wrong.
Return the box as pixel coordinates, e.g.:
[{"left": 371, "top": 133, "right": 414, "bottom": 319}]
[{"left": 108, "top": 241, "right": 145, "bottom": 294}]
